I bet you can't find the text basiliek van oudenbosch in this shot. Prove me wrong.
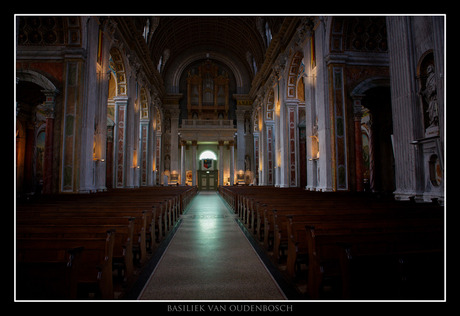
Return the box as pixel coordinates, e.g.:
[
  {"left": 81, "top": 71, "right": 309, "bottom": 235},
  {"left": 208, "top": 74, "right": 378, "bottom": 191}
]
[{"left": 167, "top": 304, "right": 294, "bottom": 313}]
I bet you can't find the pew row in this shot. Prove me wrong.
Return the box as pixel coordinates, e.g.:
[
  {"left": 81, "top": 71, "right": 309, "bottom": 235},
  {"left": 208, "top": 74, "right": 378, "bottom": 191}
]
[
  {"left": 16, "top": 186, "right": 197, "bottom": 300},
  {"left": 218, "top": 186, "right": 444, "bottom": 300}
]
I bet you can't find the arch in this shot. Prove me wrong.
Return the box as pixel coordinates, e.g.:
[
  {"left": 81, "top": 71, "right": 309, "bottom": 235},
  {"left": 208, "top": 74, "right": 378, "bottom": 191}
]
[
  {"left": 16, "top": 69, "right": 58, "bottom": 92},
  {"left": 167, "top": 50, "right": 248, "bottom": 93},
  {"left": 286, "top": 51, "right": 304, "bottom": 99},
  {"left": 265, "top": 88, "right": 275, "bottom": 121},
  {"left": 199, "top": 150, "right": 217, "bottom": 160},
  {"left": 140, "top": 87, "right": 149, "bottom": 119},
  {"left": 16, "top": 69, "right": 58, "bottom": 196},
  {"left": 350, "top": 77, "right": 390, "bottom": 97},
  {"left": 416, "top": 49, "right": 434, "bottom": 77},
  {"left": 154, "top": 106, "right": 162, "bottom": 132},
  {"left": 109, "top": 47, "right": 127, "bottom": 96},
  {"left": 328, "top": 16, "right": 388, "bottom": 54}
]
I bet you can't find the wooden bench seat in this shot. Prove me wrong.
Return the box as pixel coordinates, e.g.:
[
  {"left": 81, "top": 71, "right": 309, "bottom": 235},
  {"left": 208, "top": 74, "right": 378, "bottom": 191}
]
[
  {"left": 17, "top": 231, "right": 115, "bottom": 299},
  {"left": 18, "top": 212, "right": 148, "bottom": 262},
  {"left": 219, "top": 186, "right": 444, "bottom": 300},
  {"left": 16, "top": 246, "right": 83, "bottom": 300},
  {"left": 17, "top": 221, "right": 135, "bottom": 280},
  {"left": 304, "top": 225, "right": 444, "bottom": 299},
  {"left": 16, "top": 186, "right": 198, "bottom": 300}
]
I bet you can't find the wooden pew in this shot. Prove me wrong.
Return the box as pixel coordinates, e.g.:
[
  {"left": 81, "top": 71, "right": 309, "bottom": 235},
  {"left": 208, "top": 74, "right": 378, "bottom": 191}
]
[
  {"left": 17, "top": 221, "right": 135, "bottom": 280},
  {"left": 17, "top": 210, "right": 148, "bottom": 265},
  {"left": 303, "top": 223, "right": 444, "bottom": 299},
  {"left": 17, "top": 230, "right": 116, "bottom": 299},
  {"left": 219, "top": 186, "right": 444, "bottom": 300},
  {"left": 16, "top": 186, "right": 198, "bottom": 300},
  {"left": 16, "top": 246, "right": 83, "bottom": 299}
]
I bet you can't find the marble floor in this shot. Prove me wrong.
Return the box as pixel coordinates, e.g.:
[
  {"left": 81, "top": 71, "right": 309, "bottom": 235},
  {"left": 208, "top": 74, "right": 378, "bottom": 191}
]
[{"left": 137, "top": 191, "right": 287, "bottom": 300}]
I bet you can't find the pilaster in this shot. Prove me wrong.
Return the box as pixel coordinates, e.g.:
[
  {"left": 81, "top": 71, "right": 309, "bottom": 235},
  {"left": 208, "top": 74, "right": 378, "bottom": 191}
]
[
  {"left": 41, "top": 90, "right": 58, "bottom": 194},
  {"left": 113, "top": 95, "right": 129, "bottom": 188},
  {"left": 139, "top": 120, "right": 149, "bottom": 186},
  {"left": 229, "top": 140, "right": 235, "bottom": 185},
  {"left": 315, "top": 19, "right": 333, "bottom": 192},
  {"left": 180, "top": 140, "right": 186, "bottom": 185},
  {"left": 169, "top": 108, "right": 181, "bottom": 175},
  {"left": 386, "top": 16, "right": 424, "bottom": 200},
  {"left": 218, "top": 140, "right": 224, "bottom": 186},
  {"left": 192, "top": 140, "right": 197, "bottom": 186},
  {"left": 352, "top": 96, "right": 365, "bottom": 192}
]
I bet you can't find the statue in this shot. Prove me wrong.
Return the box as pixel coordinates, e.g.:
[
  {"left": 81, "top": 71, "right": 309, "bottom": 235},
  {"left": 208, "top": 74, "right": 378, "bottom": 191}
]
[
  {"left": 421, "top": 64, "right": 439, "bottom": 130},
  {"left": 245, "top": 155, "right": 251, "bottom": 171}
]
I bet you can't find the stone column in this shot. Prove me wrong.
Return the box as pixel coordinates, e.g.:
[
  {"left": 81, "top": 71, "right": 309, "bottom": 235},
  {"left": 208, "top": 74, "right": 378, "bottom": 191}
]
[
  {"left": 218, "top": 140, "right": 224, "bottom": 186},
  {"left": 155, "top": 132, "right": 162, "bottom": 185},
  {"left": 258, "top": 125, "right": 265, "bottom": 186},
  {"left": 113, "top": 95, "right": 129, "bottom": 188},
  {"left": 147, "top": 115, "right": 156, "bottom": 186},
  {"left": 353, "top": 97, "right": 364, "bottom": 192},
  {"left": 235, "top": 109, "right": 246, "bottom": 174},
  {"left": 386, "top": 16, "right": 424, "bottom": 200},
  {"left": 78, "top": 17, "right": 99, "bottom": 193},
  {"left": 94, "top": 70, "right": 109, "bottom": 192},
  {"left": 41, "top": 90, "right": 57, "bottom": 194},
  {"left": 192, "top": 140, "right": 197, "bottom": 186},
  {"left": 431, "top": 16, "right": 444, "bottom": 144},
  {"left": 139, "top": 120, "right": 149, "bottom": 186},
  {"left": 315, "top": 18, "right": 333, "bottom": 192},
  {"left": 229, "top": 140, "right": 235, "bottom": 185},
  {"left": 253, "top": 132, "right": 259, "bottom": 185},
  {"left": 170, "top": 108, "right": 180, "bottom": 175},
  {"left": 180, "top": 140, "right": 186, "bottom": 185},
  {"left": 286, "top": 102, "right": 298, "bottom": 187}
]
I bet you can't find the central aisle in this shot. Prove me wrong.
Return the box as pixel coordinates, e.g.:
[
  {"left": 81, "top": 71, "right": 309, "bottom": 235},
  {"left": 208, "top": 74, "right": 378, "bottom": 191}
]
[{"left": 138, "top": 191, "right": 286, "bottom": 300}]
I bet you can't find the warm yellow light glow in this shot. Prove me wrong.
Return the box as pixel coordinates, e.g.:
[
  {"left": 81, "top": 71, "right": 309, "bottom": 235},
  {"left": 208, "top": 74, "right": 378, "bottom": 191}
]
[{"left": 199, "top": 150, "right": 217, "bottom": 160}]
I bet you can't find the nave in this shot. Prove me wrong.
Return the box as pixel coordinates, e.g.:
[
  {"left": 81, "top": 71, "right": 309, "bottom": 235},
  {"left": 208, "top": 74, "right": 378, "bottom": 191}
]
[{"left": 136, "top": 191, "right": 286, "bottom": 300}]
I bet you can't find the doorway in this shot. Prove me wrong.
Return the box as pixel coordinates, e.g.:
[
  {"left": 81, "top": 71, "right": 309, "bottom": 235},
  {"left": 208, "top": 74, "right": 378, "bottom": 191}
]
[{"left": 198, "top": 170, "right": 218, "bottom": 191}]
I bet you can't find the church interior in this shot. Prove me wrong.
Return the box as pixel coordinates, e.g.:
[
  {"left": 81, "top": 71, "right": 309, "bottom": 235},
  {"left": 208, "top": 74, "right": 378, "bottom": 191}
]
[{"left": 15, "top": 15, "right": 445, "bottom": 301}]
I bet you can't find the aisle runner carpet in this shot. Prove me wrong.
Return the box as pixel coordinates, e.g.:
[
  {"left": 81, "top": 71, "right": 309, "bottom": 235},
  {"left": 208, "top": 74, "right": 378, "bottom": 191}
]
[{"left": 138, "top": 191, "right": 286, "bottom": 300}]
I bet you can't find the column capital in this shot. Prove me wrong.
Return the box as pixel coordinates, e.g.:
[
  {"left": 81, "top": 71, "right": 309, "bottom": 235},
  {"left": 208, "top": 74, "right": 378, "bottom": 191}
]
[
  {"left": 113, "top": 95, "right": 129, "bottom": 105},
  {"left": 352, "top": 96, "right": 365, "bottom": 120},
  {"left": 192, "top": 140, "right": 198, "bottom": 146},
  {"left": 169, "top": 108, "right": 181, "bottom": 117},
  {"left": 180, "top": 140, "right": 187, "bottom": 146},
  {"left": 41, "top": 89, "right": 59, "bottom": 101},
  {"left": 228, "top": 140, "right": 235, "bottom": 146},
  {"left": 218, "top": 140, "right": 225, "bottom": 146},
  {"left": 40, "top": 89, "right": 59, "bottom": 119}
]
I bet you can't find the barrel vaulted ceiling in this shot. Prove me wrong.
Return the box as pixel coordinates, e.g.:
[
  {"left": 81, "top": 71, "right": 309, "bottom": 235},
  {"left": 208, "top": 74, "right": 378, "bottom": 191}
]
[{"left": 132, "top": 16, "right": 286, "bottom": 90}]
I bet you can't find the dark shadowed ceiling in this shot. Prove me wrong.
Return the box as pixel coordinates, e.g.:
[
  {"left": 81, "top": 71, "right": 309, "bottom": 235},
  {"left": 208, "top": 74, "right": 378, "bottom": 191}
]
[{"left": 133, "top": 16, "right": 285, "bottom": 81}]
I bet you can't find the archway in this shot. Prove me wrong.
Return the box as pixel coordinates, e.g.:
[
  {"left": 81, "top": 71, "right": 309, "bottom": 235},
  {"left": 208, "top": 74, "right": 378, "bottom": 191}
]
[
  {"left": 198, "top": 150, "right": 218, "bottom": 191},
  {"left": 360, "top": 86, "right": 395, "bottom": 194},
  {"left": 16, "top": 71, "right": 58, "bottom": 197},
  {"left": 106, "top": 47, "right": 128, "bottom": 188}
]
